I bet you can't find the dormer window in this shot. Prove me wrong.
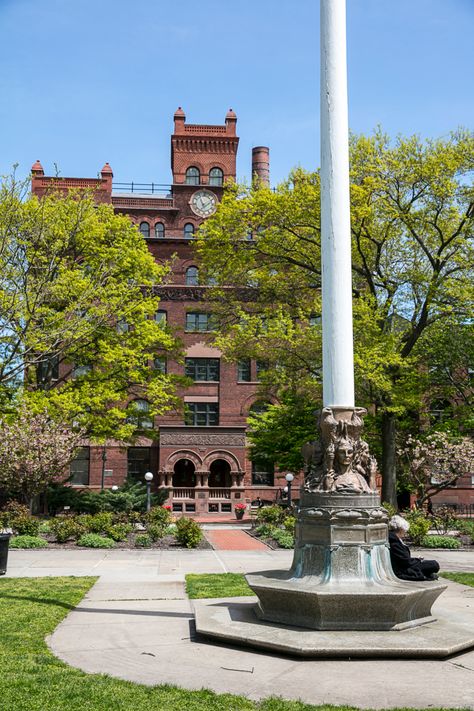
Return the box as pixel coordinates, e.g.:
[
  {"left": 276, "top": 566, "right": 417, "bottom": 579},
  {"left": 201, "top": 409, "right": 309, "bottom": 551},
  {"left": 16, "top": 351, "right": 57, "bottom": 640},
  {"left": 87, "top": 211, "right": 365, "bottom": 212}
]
[
  {"left": 185, "top": 167, "right": 200, "bottom": 185},
  {"left": 139, "top": 222, "right": 150, "bottom": 238},
  {"left": 209, "top": 167, "right": 224, "bottom": 186}
]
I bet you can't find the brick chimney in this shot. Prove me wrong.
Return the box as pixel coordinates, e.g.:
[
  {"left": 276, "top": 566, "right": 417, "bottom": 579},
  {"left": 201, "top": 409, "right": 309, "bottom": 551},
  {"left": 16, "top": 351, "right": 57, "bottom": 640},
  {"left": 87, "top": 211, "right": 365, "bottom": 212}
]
[{"left": 251, "top": 146, "right": 270, "bottom": 186}]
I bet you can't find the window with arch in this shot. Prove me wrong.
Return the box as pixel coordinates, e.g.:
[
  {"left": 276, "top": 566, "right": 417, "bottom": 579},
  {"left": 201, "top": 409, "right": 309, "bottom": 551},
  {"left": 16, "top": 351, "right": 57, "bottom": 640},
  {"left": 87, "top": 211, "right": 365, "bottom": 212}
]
[
  {"left": 183, "top": 223, "right": 195, "bottom": 239},
  {"left": 185, "top": 166, "right": 200, "bottom": 185},
  {"left": 185, "top": 266, "right": 199, "bottom": 285},
  {"left": 155, "top": 222, "right": 165, "bottom": 238},
  {"left": 139, "top": 222, "right": 150, "bottom": 238},
  {"left": 154, "top": 310, "right": 167, "bottom": 325},
  {"left": 209, "top": 167, "right": 224, "bottom": 186},
  {"left": 126, "top": 399, "right": 153, "bottom": 429}
]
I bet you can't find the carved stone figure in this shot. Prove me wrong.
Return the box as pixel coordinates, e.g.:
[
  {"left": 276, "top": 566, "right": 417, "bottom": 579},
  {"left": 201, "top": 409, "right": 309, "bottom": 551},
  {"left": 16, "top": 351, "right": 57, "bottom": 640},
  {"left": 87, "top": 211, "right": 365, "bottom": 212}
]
[{"left": 303, "top": 407, "right": 378, "bottom": 494}]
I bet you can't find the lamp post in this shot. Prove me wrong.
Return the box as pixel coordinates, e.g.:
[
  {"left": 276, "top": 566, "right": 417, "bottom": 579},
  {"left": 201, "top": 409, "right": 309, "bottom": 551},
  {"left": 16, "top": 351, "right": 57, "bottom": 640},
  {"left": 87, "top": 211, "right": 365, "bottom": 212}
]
[
  {"left": 111, "top": 485, "right": 118, "bottom": 492},
  {"left": 144, "top": 472, "right": 153, "bottom": 512},
  {"left": 101, "top": 445, "right": 107, "bottom": 491},
  {"left": 284, "top": 472, "right": 294, "bottom": 507}
]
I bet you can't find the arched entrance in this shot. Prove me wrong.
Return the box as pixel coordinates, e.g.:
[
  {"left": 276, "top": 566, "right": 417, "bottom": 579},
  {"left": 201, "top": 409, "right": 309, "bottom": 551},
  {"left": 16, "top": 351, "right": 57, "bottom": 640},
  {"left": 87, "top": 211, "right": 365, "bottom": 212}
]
[
  {"left": 209, "top": 459, "right": 231, "bottom": 488},
  {"left": 172, "top": 458, "right": 196, "bottom": 488}
]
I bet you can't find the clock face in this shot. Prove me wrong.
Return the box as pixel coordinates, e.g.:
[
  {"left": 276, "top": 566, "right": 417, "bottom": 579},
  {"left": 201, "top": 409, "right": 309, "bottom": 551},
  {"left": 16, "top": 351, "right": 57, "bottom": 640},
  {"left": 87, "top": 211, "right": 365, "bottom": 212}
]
[{"left": 190, "top": 189, "right": 218, "bottom": 218}]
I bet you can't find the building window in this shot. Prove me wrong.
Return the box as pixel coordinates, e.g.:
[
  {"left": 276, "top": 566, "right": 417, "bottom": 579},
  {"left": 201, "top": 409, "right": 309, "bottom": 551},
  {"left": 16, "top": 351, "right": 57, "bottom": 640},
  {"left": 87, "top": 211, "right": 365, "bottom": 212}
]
[
  {"left": 256, "top": 360, "right": 269, "bottom": 380},
  {"left": 36, "top": 355, "right": 59, "bottom": 387},
  {"left": 209, "top": 167, "right": 223, "bottom": 186},
  {"left": 185, "top": 358, "right": 220, "bottom": 381},
  {"left": 185, "top": 266, "right": 199, "bottom": 285},
  {"left": 139, "top": 222, "right": 150, "bottom": 238},
  {"left": 155, "top": 222, "right": 165, "bottom": 238},
  {"left": 154, "top": 356, "right": 167, "bottom": 374},
  {"left": 252, "top": 460, "right": 274, "bottom": 487},
  {"left": 185, "top": 166, "right": 200, "bottom": 185},
  {"left": 183, "top": 223, "right": 195, "bottom": 239},
  {"left": 72, "top": 364, "right": 91, "bottom": 378},
  {"left": 237, "top": 358, "right": 251, "bottom": 382},
  {"left": 127, "top": 447, "right": 151, "bottom": 482},
  {"left": 154, "top": 310, "right": 167, "bottom": 325},
  {"left": 429, "top": 399, "right": 452, "bottom": 424},
  {"left": 185, "top": 312, "right": 215, "bottom": 332},
  {"left": 70, "top": 447, "right": 90, "bottom": 486},
  {"left": 126, "top": 399, "right": 153, "bottom": 429},
  {"left": 185, "top": 403, "right": 219, "bottom": 426}
]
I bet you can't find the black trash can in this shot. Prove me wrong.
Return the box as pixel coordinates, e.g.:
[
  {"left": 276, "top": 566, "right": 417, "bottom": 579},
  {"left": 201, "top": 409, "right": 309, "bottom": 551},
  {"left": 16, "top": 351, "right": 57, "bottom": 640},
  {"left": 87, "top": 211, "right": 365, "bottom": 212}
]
[{"left": 0, "top": 533, "right": 11, "bottom": 575}]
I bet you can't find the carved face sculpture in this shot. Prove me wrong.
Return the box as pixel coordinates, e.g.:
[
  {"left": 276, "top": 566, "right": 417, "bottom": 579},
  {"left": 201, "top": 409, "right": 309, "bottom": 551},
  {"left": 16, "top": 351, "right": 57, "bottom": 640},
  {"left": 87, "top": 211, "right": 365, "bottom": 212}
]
[{"left": 335, "top": 441, "right": 354, "bottom": 467}]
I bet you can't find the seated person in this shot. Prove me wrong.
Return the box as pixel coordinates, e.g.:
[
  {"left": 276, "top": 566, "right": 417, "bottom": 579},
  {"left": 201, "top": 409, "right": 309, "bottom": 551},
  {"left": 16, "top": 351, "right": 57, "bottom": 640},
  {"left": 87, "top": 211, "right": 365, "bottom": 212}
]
[{"left": 388, "top": 515, "right": 439, "bottom": 581}]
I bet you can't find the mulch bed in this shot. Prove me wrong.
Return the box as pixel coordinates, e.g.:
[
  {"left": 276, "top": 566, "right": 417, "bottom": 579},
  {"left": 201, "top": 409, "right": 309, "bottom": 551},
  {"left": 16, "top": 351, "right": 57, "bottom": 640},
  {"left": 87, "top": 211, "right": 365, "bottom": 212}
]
[{"left": 38, "top": 534, "right": 212, "bottom": 551}]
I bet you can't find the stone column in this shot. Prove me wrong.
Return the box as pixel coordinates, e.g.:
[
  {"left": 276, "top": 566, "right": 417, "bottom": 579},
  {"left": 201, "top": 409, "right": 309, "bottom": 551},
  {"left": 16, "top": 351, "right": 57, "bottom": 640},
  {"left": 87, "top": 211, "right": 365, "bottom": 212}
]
[{"left": 320, "top": 0, "right": 355, "bottom": 409}]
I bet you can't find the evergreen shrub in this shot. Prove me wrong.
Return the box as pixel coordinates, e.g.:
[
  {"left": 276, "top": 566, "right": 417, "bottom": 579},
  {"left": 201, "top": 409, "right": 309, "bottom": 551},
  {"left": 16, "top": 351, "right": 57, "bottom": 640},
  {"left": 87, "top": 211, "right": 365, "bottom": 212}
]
[{"left": 77, "top": 533, "right": 115, "bottom": 548}]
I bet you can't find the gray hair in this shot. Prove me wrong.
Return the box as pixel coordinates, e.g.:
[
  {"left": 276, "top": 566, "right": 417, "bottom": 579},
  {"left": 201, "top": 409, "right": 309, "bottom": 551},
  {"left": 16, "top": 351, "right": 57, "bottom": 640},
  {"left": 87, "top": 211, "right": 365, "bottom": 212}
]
[{"left": 388, "top": 514, "right": 410, "bottom": 532}]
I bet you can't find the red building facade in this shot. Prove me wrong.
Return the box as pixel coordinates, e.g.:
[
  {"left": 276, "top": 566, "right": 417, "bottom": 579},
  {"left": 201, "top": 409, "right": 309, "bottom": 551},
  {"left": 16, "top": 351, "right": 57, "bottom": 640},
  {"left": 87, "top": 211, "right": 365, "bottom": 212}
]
[{"left": 32, "top": 109, "right": 296, "bottom": 515}]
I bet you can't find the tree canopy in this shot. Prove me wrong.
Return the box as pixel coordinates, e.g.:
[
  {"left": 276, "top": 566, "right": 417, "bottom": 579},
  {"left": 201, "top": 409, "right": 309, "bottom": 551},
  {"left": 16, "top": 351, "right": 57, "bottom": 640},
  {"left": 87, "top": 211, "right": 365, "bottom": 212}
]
[
  {"left": 197, "top": 129, "right": 474, "bottom": 504},
  {"left": 0, "top": 177, "right": 182, "bottom": 439}
]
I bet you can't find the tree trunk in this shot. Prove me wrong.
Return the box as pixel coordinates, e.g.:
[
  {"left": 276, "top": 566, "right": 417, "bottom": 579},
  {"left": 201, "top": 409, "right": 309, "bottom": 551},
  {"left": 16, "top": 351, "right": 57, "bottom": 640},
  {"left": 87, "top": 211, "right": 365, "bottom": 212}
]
[{"left": 381, "top": 410, "right": 397, "bottom": 507}]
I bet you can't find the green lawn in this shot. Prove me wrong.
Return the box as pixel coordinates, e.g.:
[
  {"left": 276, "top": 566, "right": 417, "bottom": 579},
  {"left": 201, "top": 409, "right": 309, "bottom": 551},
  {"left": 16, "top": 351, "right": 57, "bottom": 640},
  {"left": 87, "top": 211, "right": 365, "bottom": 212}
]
[
  {"left": 440, "top": 572, "right": 474, "bottom": 587},
  {"left": 0, "top": 575, "right": 471, "bottom": 711},
  {"left": 185, "top": 572, "right": 254, "bottom": 599}
]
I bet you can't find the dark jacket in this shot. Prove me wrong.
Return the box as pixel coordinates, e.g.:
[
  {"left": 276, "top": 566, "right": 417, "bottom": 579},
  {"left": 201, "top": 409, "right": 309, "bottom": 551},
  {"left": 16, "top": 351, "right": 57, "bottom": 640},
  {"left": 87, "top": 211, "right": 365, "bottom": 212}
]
[{"left": 388, "top": 532, "right": 425, "bottom": 580}]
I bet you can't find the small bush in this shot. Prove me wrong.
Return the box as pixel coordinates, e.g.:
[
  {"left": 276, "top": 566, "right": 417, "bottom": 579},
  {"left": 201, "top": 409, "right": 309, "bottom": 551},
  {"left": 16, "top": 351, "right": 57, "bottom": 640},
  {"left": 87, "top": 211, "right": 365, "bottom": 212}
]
[
  {"left": 147, "top": 523, "right": 165, "bottom": 541},
  {"left": 455, "top": 519, "right": 474, "bottom": 540},
  {"left": 382, "top": 501, "right": 398, "bottom": 518},
  {"left": 87, "top": 512, "right": 114, "bottom": 534},
  {"left": 77, "top": 533, "right": 115, "bottom": 549},
  {"left": 11, "top": 514, "right": 40, "bottom": 537},
  {"left": 145, "top": 506, "right": 172, "bottom": 528},
  {"left": 255, "top": 523, "right": 278, "bottom": 539},
  {"left": 175, "top": 517, "right": 202, "bottom": 548},
  {"left": 256, "top": 505, "right": 285, "bottom": 526},
  {"left": 164, "top": 523, "right": 177, "bottom": 535},
  {"left": 135, "top": 534, "right": 152, "bottom": 548},
  {"left": 431, "top": 506, "right": 457, "bottom": 535},
  {"left": 421, "top": 535, "right": 461, "bottom": 549},
  {"left": 105, "top": 523, "right": 133, "bottom": 542},
  {"left": 272, "top": 529, "right": 295, "bottom": 549},
  {"left": 38, "top": 520, "right": 51, "bottom": 534},
  {"left": 9, "top": 535, "right": 48, "bottom": 549},
  {"left": 283, "top": 516, "right": 296, "bottom": 533},
  {"left": 405, "top": 509, "right": 431, "bottom": 545},
  {"left": 49, "top": 516, "right": 84, "bottom": 543}
]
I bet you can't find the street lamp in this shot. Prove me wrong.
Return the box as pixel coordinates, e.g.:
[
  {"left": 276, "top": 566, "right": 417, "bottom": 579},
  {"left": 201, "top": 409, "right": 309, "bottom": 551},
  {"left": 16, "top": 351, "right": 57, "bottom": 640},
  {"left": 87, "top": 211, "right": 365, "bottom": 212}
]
[
  {"left": 144, "top": 471, "right": 153, "bottom": 512},
  {"left": 101, "top": 445, "right": 107, "bottom": 491},
  {"left": 285, "top": 472, "right": 294, "bottom": 507},
  {"left": 111, "top": 485, "right": 118, "bottom": 492}
]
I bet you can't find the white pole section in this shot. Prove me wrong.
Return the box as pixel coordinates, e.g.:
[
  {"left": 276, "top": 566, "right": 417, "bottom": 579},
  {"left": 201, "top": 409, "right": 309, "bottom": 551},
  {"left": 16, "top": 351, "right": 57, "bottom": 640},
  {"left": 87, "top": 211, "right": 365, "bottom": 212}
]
[{"left": 320, "top": 0, "right": 355, "bottom": 408}]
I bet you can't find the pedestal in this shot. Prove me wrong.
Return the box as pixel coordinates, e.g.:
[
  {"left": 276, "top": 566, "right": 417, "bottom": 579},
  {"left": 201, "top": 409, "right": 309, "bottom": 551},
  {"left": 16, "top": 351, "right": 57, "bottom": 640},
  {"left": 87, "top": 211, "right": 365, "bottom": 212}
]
[{"left": 247, "top": 491, "right": 446, "bottom": 631}]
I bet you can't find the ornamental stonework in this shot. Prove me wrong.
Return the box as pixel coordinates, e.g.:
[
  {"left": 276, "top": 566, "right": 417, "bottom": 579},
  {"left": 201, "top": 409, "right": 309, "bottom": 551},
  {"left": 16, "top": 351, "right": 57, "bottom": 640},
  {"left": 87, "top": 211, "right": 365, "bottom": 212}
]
[{"left": 159, "top": 432, "right": 245, "bottom": 447}]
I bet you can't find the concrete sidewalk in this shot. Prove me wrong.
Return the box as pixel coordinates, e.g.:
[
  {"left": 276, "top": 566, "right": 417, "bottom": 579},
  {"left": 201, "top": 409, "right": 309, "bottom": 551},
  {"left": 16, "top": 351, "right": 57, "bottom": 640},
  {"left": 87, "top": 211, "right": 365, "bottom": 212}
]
[{"left": 4, "top": 548, "right": 474, "bottom": 709}]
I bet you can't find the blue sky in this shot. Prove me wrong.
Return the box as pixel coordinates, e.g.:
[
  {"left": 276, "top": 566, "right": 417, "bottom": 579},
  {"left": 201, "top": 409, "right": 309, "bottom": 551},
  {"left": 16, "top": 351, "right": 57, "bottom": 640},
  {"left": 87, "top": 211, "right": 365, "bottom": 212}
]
[{"left": 0, "top": 0, "right": 472, "bottom": 186}]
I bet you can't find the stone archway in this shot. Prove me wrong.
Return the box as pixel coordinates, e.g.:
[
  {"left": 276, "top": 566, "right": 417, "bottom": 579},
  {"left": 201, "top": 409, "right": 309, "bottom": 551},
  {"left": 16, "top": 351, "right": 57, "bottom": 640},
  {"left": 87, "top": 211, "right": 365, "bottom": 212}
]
[
  {"left": 209, "top": 459, "right": 231, "bottom": 488},
  {"left": 172, "top": 458, "right": 196, "bottom": 488}
]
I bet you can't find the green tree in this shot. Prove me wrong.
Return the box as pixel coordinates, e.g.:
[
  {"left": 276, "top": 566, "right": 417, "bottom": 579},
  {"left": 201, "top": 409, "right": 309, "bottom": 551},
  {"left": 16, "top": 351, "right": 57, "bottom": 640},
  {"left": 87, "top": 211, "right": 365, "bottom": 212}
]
[
  {"left": 0, "top": 176, "right": 182, "bottom": 438},
  {"left": 197, "top": 130, "right": 474, "bottom": 505}
]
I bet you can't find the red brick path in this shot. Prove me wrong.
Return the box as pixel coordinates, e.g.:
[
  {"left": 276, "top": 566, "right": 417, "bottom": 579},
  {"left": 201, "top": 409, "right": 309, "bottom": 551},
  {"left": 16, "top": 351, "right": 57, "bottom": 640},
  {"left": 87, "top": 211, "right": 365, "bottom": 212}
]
[{"left": 205, "top": 529, "right": 269, "bottom": 551}]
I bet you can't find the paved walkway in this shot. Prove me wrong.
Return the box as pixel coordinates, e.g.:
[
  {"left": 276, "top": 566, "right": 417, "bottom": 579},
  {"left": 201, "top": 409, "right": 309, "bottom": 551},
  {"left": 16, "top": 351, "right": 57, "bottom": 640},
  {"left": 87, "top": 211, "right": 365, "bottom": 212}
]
[
  {"left": 204, "top": 528, "right": 269, "bottom": 550},
  {"left": 4, "top": 548, "right": 474, "bottom": 709}
]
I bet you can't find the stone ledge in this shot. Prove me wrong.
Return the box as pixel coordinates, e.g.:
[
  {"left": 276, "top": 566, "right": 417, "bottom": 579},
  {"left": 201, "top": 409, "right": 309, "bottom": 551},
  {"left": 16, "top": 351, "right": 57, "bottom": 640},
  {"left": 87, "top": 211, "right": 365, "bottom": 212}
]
[{"left": 194, "top": 596, "right": 474, "bottom": 659}]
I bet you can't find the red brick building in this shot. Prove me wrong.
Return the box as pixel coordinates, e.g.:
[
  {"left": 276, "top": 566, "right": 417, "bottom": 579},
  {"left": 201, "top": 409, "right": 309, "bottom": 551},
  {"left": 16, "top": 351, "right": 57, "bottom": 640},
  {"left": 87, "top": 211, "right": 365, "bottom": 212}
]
[{"left": 32, "top": 109, "right": 296, "bottom": 515}]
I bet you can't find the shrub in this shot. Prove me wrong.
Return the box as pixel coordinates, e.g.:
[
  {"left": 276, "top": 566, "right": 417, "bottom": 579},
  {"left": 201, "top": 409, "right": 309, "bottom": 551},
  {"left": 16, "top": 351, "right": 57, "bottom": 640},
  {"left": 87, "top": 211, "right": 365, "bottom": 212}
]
[
  {"left": 283, "top": 516, "right": 296, "bottom": 534},
  {"left": 145, "top": 506, "right": 172, "bottom": 528},
  {"left": 135, "top": 534, "right": 152, "bottom": 548},
  {"left": 105, "top": 523, "right": 133, "bottom": 542},
  {"left": 256, "top": 505, "right": 286, "bottom": 526},
  {"left": 175, "top": 517, "right": 202, "bottom": 548},
  {"left": 272, "top": 529, "right": 295, "bottom": 549},
  {"left": 87, "top": 512, "right": 114, "bottom": 534},
  {"left": 38, "top": 520, "right": 51, "bottom": 534},
  {"left": 382, "top": 501, "right": 398, "bottom": 518},
  {"left": 147, "top": 523, "right": 165, "bottom": 542},
  {"left": 11, "top": 514, "right": 40, "bottom": 537},
  {"left": 49, "top": 516, "right": 84, "bottom": 543},
  {"left": 421, "top": 535, "right": 461, "bottom": 549},
  {"left": 9, "top": 535, "right": 48, "bottom": 549},
  {"left": 405, "top": 509, "right": 431, "bottom": 545},
  {"left": 255, "top": 523, "right": 278, "bottom": 539},
  {"left": 164, "top": 523, "right": 177, "bottom": 535},
  {"left": 454, "top": 519, "right": 474, "bottom": 540},
  {"left": 431, "top": 506, "right": 457, "bottom": 535},
  {"left": 0, "top": 501, "right": 31, "bottom": 529},
  {"left": 77, "top": 533, "right": 115, "bottom": 548}
]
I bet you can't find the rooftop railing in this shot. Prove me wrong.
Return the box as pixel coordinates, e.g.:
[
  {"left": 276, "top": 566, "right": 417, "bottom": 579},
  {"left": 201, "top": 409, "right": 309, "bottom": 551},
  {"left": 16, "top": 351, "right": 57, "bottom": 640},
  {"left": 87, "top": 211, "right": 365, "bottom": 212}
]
[{"left": 112, "top": 182, "right": 172, "bottom": 195}]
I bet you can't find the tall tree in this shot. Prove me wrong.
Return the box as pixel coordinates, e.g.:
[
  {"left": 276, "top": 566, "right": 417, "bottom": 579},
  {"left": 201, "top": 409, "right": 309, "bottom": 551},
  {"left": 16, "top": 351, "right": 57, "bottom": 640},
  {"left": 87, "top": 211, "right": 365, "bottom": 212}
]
[
  {"left": 0, "top": 176, "right": 182, "bottom": 438},
  {"left": 197, "top": 130, "right": 474, "bottom": 504}
]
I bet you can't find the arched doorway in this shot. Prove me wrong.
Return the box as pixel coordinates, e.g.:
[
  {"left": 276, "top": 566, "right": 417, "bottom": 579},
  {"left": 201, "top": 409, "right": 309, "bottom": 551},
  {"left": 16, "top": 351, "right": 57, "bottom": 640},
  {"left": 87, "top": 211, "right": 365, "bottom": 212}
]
[
  {"left": 209, "top": 459, "right": 231, "bottom": 488},
  {"left": 172, "top": 459, "right": 196, "bottom": 488}
]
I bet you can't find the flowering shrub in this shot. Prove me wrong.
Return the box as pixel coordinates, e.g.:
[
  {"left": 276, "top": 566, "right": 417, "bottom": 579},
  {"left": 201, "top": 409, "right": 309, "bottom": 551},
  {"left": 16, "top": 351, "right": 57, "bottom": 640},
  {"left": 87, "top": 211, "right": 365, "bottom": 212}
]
[{"left": 234, "top": 503, "right": 246, "bottom": 511}]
